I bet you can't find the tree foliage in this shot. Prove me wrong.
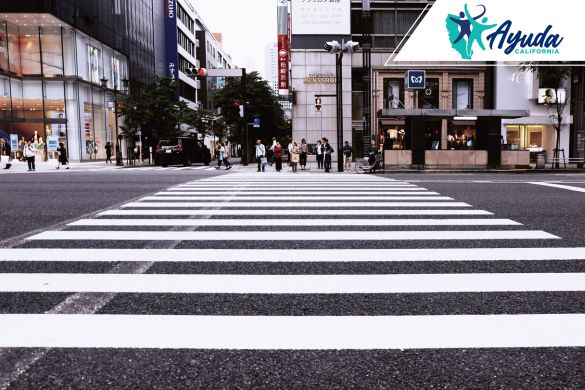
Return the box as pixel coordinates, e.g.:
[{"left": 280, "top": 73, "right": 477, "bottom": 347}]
[
  {"left": 182, "top": 109, "right": 229, "bottom": 139},
  {"left": 213, "top": 71, "right": 290, "bottom": 146},
  {"left": 118, "top": 77, "right": 188, "bottom": 141}
]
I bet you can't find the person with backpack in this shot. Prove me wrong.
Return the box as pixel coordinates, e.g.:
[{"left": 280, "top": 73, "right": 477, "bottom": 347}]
[{"left": 343, "top": 141, "right": 353, "bottom": 172}]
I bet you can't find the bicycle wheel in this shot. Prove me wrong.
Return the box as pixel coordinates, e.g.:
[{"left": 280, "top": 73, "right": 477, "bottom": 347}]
[{"left": 355, "top": 160, "right": 365, "bottom": 174}]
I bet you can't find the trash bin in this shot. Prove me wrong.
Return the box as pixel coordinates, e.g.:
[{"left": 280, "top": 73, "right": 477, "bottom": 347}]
[{"left": 536, "top": 153, "right": 545, "bottom": 169}]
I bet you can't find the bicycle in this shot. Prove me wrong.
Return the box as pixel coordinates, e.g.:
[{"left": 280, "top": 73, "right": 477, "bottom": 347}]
[{"left": 355, "top": 154, "right": 383, "bottom": 174}]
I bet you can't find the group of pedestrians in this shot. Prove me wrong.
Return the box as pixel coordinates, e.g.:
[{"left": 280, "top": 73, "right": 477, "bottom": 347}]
[
  {"left": 1, "top": 138, "right": 69, "bottom": 172},
  {"left": 254, "top": 137, "right": 355, "bottom": 173},
  {"left": 215, "top": 141, "right": 232, "bottom": 170}
]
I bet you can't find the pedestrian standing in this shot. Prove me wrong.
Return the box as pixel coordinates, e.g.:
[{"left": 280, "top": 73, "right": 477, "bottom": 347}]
[
  {"left": 315, "top": 140, "right": 324, "bottom": 169},
  {"left": 323, "top": 138, "right": 333, "bottom": 173},
  {"left": 255, "top": 139, "right": 266, "bottom": 172},
  {"left": 291, "top": 141, "right": 300, "bottom": 172},
  {"left": 343, "top": 140, "right": 353, "bottom": 172},
  {"left": 56, "top": 142, "right": 69, "bottom": 169},
  {"left": 23, "top": 139, "right": 36, "bottom": 172},
  {"left": 287, "top": 141, "right": 293, "bottom": 166},
  {"left": 105, "top": 141, "right": 112, "bottom": 163},
  {"left": 299, "top": 139, "right": 308, "bottom": 170},
  {"left": 269, "top": 137, "right": 277, "bottom": 166},
  {"left": 215, "top": 143, "right": 224, "bottom": 169},
  {"left": 273, "top": 142, "right": 283, "bottom": 172},
  {"left": 221, "top": 142, "right": 232, "bottom": 170}
]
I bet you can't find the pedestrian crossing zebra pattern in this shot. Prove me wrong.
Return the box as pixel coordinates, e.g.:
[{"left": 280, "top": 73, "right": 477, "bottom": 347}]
[{"left": 1, "top": 173, "right": 585, "bottom": 386}]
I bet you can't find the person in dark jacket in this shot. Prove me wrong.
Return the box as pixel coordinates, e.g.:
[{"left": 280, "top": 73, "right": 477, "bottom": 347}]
[
  {"left": 56, "top": 142, "right": 69, "bottom": 169},
  {"left": 105, "top": 141, "right": 113, "bottom": 163},
  {"left": 323, "top": 138, "right": 333, "bottom": 173},
  {"left": 273, "top": 142, "right": 283, "bottom": 172}
]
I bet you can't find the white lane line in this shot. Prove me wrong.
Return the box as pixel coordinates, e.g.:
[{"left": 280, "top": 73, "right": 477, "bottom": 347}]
[
  {"left": 11, "top": 272, "right": 585, "bottom": 293},
  {"left": 1, "top": 247, "right": 583, "bottom": 263},
  {"left": 27, "top": 230, "right": 559, "bottom": 241},
  {"left": 529, "top": 182, "right": 585, "bottom": 193},
  {"left": 1, "top": 314, "right": 584, "bottom": 349},
  {"left": 120, "top": 202, "right": 472, "bottom": 208},
  {"left": 2, "top": 273, "right": 584, "bottom": 294},
  {"left": 70, "top": 218, "right": 520, "bottom": 227},
  {"left": 162, "top": 190, "right": 431, "bottom": 194},
  {"left": 98, "top": 209, "right": 492, "bottom": 216},
  {"left": 140, "top": 196, "right": 454, "bottom": 201},
  {"left": 178, "top": 184, "right": 416, "bottom": 187}
]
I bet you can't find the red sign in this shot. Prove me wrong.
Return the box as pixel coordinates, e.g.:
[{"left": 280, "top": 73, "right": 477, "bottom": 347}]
[{"left": 277, "top": 34, "right": 289, "bottom": 92}]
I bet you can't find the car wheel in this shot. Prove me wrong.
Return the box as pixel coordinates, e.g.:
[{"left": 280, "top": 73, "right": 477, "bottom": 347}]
[{"left": 184, "top": 158, "right": 192, "bottom": 167}]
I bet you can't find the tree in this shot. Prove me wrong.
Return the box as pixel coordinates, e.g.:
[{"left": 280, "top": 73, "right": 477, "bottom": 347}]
[
  {"left": 118, "top": 77, "right": 189, "bottom": 143},
  {"left": 213, "top": 71, "right": 290, "bottom": 149},
  {"left": 521, "top": 63, "right": 571, "bottom": 168},
  {"left": 183, "top": 109, "right": 228, "bottom": 139}
]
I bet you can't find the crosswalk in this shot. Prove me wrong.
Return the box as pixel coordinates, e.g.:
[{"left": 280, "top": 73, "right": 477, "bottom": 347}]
[{"left": 1, "top": 173, "right": 585, "bottom": 378}]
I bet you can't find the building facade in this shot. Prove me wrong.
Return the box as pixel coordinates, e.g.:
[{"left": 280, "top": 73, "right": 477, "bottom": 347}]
[
  {"left": 265, "top": 42, "right": 279, "bottom": 93},
  {"left": 290, "top": 0, "right": 576, "bottom": 169},
  {"left": 0, "top": 0, "right": 156, "bottom": 161}
]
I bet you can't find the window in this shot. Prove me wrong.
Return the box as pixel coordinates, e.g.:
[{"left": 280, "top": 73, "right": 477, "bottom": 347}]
[
  {"left": 383, "top": 78, "right": 405, "bottom": 109},
  {"left": 453, "top": 79, "right": 473, "bottom": 109},
  {"left": 418, "top": 79, "right": 440, "bottom": 109}
]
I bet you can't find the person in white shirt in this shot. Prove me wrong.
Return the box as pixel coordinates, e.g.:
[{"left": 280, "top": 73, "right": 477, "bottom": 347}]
[
  {"left": 23, "top": 139, "right": 36, "bottom": 171},
  {"left": 315, "top": 140, "right": 324, "bottom": 169},
  {"left": 255, "top": 139, "right": 266, "bottom": 172}
]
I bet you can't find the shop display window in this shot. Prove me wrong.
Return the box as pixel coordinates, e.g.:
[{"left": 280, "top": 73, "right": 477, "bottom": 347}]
[
  {"left": 418, "top": 79, "right": 440, "bottom": 109},
  {"left": 382, "top": 127, "right": 407, "bottom": 150},
  {"left": 424, "top": 121, "right": 441, "bottom": 150},
  {"left": 448, "top": 125, "right": 476, "bottom": 150},
  {"left": 453, "top": 79, "right": 473, "bottom": 109},
  {"left": 505, "top": 125, "right": 545, "bottom": 152},
  {"left": 383, "top": 78, "right": 405, "bottom": 109}
]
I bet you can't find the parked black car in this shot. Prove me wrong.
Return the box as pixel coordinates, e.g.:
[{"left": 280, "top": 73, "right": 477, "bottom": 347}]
[{"left": 155, "top": 137, "right": 211, "bottom": 167}]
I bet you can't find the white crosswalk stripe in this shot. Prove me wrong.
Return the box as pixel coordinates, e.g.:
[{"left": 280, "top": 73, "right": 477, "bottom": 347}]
[{"left": 2, "top": 171, "right": 583, "bottom": 355}]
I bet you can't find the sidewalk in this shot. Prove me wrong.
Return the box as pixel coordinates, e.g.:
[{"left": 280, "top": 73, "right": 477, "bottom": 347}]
[{"left": 0, "top": 159, "right": 120, "bottom": 173}]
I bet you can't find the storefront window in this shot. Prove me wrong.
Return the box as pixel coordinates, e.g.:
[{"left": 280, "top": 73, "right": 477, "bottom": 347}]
[
  {"left": 19, "top": 26, "right": 42, "bottom": 76},
  {"left": 418, "top": 79, "right": 440, "bottom": 109},
  {"left": 425, "top": 121, "right": 442, "bottom": 150},
  {"left": 0, "top": 21, "right": 8, "bottom": 72},
  {"left": 383, "top": 78, "right": 405, "bottom": 109},
  {"left": 0, "top": 77, "right": 9, "bottom": 121},
  {"left": 505, "top": 125, "right": 546, "bottom": 152},
  {"left": 453, "top": 79, "right": 473, "bottom": 109},
  {"left": 7, "top": 23, "right": 20, "bottom": 75},
  {"left": 382, "top": 126, "right": 407, "bottom": 150},
  {"left": 448, "top": 124, "right": 476, "bottom": 150},
  {"left": 40, "top": 26, "right": 64, "bottom": 77},
  {"left": 22, "top": 81, "right": 44, "bottom": 121}
]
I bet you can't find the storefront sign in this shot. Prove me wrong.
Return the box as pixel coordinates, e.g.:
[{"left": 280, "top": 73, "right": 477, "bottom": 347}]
[
  {"left": 304, "top": 74, "right": 336, "bottom": 84},
  {"left": 278, "top": 34, "right": 289, "bottom": 93},
  {"left": 165, "top": 0, "right": 179, "bottom": 97},
  {"left": 9, "top": 134, "right": 18, "bottom": 151},
  {"left": 291, "top": 0, "right": 350, "bottom": 35},
  {"left": 47, "top": 136, "right": 59, "bottom": 152},
  {"left": 405, "top": 70, "right": 426, "bottom": 90}
]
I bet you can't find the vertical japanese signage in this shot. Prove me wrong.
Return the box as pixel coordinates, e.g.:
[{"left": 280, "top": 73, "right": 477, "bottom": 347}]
[
  {"left": 165, "top": 0, "right": 179, "bottom": 95},
  {"left": 277, "top": 0, "right": 289, "bottom": 95}
]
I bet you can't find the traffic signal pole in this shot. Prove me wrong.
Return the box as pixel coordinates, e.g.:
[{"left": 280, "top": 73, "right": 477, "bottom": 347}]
[
  {"left": 336, "top": 51, "right": 344, "bottom": 173},
  {"left": 240, "top": 68, "right": 248, "bottom": 166}
]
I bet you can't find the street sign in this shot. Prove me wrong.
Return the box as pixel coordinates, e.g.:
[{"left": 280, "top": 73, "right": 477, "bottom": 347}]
[
  {"left": 47, "top": 136, "right": 59, "bottom": 152},
  {"left": 9, "top": 134, "right": 18, "bottom": 151},
  {"left": 405, "top": 70, "right": 426, "bottom": 90},
  {"left": 253, "top": 118, "right": 261, "bottom": 128}
]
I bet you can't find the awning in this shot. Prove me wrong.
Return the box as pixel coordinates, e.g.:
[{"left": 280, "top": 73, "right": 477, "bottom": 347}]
[{"left": 378, "top": 109, "right": 530, "bottom": 119}]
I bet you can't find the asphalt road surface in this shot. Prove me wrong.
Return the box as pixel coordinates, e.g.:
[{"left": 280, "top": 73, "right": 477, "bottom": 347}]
[{"left": 1, "top": 167, "right": 585, "bottom": 389}]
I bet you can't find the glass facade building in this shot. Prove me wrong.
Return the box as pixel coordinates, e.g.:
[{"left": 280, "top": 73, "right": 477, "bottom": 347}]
[{"left": 0, "top": 0, "right": 155, "bottom": 161}]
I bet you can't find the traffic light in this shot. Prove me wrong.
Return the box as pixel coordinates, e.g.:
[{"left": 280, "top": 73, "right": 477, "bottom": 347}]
[
  {"left": 186, "top": 67, "right": 207, "bottom": 77},
  {"left": 314, "top": 97, "right": 322, "bottom": 112}
]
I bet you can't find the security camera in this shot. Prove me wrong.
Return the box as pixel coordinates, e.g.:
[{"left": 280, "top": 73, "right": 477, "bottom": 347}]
[
  {"left": 324, "top": 40, "right": 341, "bottom": 54},
  {"left": 345, "top": 41, "right": 361, "bottom": 53}
]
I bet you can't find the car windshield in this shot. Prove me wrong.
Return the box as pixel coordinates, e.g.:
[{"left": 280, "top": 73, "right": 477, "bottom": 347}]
[{"left": 159, "top": 139, "right": 179, "bottom": 146}]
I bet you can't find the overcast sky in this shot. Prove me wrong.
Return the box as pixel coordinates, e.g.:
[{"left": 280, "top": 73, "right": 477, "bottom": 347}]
[{"left": 195, "top": 0, "right": 277, "bottom": 78}]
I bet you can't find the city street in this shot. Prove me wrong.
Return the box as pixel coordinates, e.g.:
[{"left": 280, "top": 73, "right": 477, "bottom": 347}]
[{"left": 1, "top": 168, "right": 585, "bottom": 388}]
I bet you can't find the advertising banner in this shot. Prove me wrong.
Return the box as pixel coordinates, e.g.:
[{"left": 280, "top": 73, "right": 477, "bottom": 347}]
[
  {"left": 47, "top": 136, "right": 59, "bottom": 152},
  {"left": 165, "top": 0, "right": 179, "bottom": 91},
  {"left": 10, "top": 134, "right": 18, "bottom": 151},
  {"left": 278, "top": 34, "right": 289, "bottom": 94},
  {"left": 389, "top": 0, "right": 581, "bottom": 63},
  {"left": 291, "top": 0, "right": 350, "bottom": 35}
]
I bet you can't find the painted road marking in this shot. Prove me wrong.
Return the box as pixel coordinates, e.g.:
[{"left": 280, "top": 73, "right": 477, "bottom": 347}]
[
  {"left": 1, "top": 314, "right": 584, "bottom": 349},
  {"left": 139, "top": 196, "right": 454, "bottom": 201},
  {"left": 1, "top": 273, "right": 583, "bottom": 294},
  {"left": 120, "top": 202, "right": 472, "bottom": 208},
  {"left": 27, "top": 230, "right": 559, "bottom": 241},
  {"left": 98, "top": 209, "right": 492, "bottom": 216},
  {"left": 530, "top": 182, "right": 585, "bottom": 194},
  {"left": 69, "top": 218, "right": 520, "bottom": 227}
]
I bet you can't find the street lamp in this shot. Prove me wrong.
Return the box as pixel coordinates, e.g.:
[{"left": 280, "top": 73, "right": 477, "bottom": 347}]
[
  {"left": 101, "top": 77, "right": 127, "bottom": 166},
  {"left": 324, "top": 40, "right": 360, "bottom": 172}
]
